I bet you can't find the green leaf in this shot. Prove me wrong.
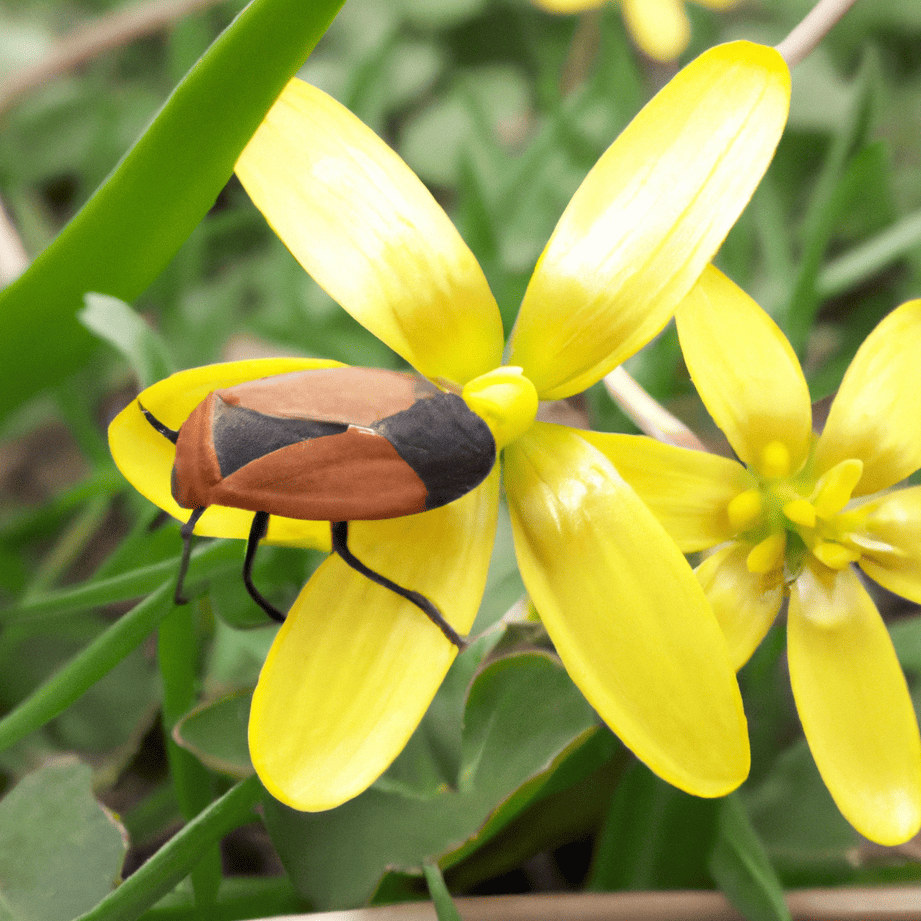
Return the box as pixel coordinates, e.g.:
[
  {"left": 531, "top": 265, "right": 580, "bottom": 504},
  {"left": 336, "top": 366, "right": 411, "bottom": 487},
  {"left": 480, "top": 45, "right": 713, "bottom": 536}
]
[
  {"left": 587, "top": 760, "right": 720, "bottom": 891},
  {"left": 174, "top": 691, "right": 254, "bottom": 780},
  {"left": 0, "top": 0, "right": 345, "bottom": 422},
  {"left": 709, "top": 793, "right": 791, "bottom": 921},
  {"left": 891, "top": 615, "right": 921, "bottom": 675},
  {"left": 263, "top": 650, "right": 597, "bottom": 909},
  {"left": 79, "top": 293, "right": 175, "bottom": 388},
  {"left": 73, "top": 776, "right": 262, "bottom": 921},
  {"left": 0, "top": 583, "right": 175, "bottom": 753},
  {"left": 0, "top": 757, "right": 127, "bottom": 921},
  {"left": 744, "top": 739, "right": 860, "bottom": 884}
]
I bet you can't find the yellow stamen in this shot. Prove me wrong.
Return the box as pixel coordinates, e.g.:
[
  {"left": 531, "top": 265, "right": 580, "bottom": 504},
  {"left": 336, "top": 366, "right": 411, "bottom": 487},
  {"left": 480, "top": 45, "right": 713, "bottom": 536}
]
[
  {"left": 812, "top": 458, "right": 863, "bottom": 519},
  {"left": 746, "top": 532, "right": 786, "bottom": 574},
  {"left": 812, "top": 541, "right": 857, "bottom": 570},
  {"left": 727, "top": 489, "right": 763, "bottom": 530},
  {"left": 759, "top": 440, "right": 791, "bottom": 479},
  {"left": 782, "top": 498, "right": 816, "bottom": 529}
]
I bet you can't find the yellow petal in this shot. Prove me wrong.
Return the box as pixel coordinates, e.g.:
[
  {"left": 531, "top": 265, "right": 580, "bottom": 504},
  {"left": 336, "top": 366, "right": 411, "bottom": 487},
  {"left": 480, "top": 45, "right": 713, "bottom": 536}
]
[
  {"left": 578, "top": 430, "right": 749, "bottom": 552},
  {"left": 235, "top": 80, "right": 503, "bottom": 387},
  {"left": 108, "top": 358, "right": 342, "bottom": 547},
  {"left": 504, "top": 423, "right": 749, "bottom": 797},
  {"left": 250, "top": 468, "right": 500, "bottom": 811},
  {"left": 815, "top": 300, "right": 921, "bottom": 494},
  {"left": 695, "top": 544, "right": 783, "bottom": 671},
  {"left": 508, "top": 42, "right": 790, "bottom": 400},
  {"left": 620, "top": 0, "right": 690, "bottom": 62},
  {"left": 675, "top": 266, "right": 813, "bottom": 474},
  {"left": 788, "top": 563, "right": 921, "bottom": 845},
  {"left": 857, "top": 486, "right": 921, "bottom": 605}
]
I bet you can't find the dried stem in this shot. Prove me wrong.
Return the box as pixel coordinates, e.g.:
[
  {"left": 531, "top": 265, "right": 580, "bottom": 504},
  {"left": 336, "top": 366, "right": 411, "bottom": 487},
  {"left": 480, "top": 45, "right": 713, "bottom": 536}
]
[
  {"left": 603, "top": 366, "right": 707, "bottom": 452},
  {"left": 0, "top": 197, "right": 29, "bottom": 283},
  {"left": 273, "top": 886, "right": 921, "bottom": 920},
  {"left": 775, "top": 0, "right": 859, "bottom": 67},
  {"left": 0, "top": 0, "right": 226, "bottom": 116}
]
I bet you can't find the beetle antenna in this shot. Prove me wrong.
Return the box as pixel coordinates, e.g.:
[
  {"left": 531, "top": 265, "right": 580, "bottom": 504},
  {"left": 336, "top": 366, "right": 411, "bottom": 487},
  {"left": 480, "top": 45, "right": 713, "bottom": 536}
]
[
  {"left": 243, "top": 511, "right": 286, "bottom": 624},
  {"left": 138, "top": 401, "right": 180, "bottom": 444},
  {"left": 330, "top": 521, "right": 467, "bottom": 650},
  {"left": 175, "top": 506, "right": 207, "bottom": 605}
]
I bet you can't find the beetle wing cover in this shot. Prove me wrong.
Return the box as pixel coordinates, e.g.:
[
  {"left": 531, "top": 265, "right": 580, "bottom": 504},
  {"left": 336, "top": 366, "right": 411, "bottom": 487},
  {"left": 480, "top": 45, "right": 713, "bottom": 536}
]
[
  {"left": 215, "top": 366, "right": 438, "bottom": 426},
  {"left": 211, "top": 426, "right": 430, "bottom": 520}
]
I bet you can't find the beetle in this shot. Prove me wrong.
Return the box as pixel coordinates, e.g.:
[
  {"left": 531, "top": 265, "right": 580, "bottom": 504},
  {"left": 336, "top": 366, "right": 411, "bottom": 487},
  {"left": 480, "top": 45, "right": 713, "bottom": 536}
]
[{"left": 140, "top": 366, "right": 497, "bottom": 649}]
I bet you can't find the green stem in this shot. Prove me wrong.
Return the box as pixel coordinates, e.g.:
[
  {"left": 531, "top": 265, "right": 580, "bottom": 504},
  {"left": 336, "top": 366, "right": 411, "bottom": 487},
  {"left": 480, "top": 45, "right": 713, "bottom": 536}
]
[
  {"left": 74, "top": 776, "right": 263, "bottom": 921},
  {"left": 158, "top": 602, "right": 221, "bottom": 904},
  {"left": 3, "top": 540, "right": 238, "bottom": 625},
  {"left": 0, "top": 583, "right": 175, "bottom": 752},
  {"left": 423, "top": 862, "right": 463, "bottom": 921}
]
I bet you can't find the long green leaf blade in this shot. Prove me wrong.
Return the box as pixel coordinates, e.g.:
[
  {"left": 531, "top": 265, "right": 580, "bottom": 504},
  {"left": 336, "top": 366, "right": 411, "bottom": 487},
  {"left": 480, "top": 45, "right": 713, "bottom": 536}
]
[{"left": 0, "top": 0, "right": 345, "bottom": 421}]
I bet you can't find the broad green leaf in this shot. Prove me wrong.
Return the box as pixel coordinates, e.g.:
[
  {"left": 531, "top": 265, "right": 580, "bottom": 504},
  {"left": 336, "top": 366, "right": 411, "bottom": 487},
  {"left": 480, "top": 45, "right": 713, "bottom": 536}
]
[
  {"left": 0, "top": 758, "right": 127, "bottom": 921},
  {"left": 0, "top": 0, "right": 345, "bottom": 422},
  {"left": 174, "top": 692, "right": 254, "bottom": 779},
  {"left": 263, "top": 650, "right": 597, "bottom": 909},
  {"left": 79, "top": 293, "right": 175, "bottom": 388},
  {"left": 709, "top": 793, "right": 791, "bottom": 921}
]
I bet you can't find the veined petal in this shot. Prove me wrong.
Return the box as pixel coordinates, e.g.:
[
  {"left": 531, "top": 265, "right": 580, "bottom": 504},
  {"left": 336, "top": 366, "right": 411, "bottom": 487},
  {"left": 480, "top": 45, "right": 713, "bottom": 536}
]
[
  {"left": 857, "top": 486, "right": 921, "bottom": 605},
  {"left": 815, "top": 300, "right": 921, "bottom": 494},
  {"left": 676, "top": 266, "right": 813, "bottom": 474},
  {"left": 249, "top": 468, "right": 500, "bottom": 811},
  {"left": 504, "top": 423, "right": 749, "bottom": 796},
  {"left": 508, "top": 42, "right": 790, "bottom": 400},
  {"left": 235, "top": 80, "right": 504, "bottom": 387},
  {"left": 696, "top": 544, "right": 783, "bottom": 671},
  {"left": 108, "top": 358, "right": 340, "bottom": 547},
  {"left": 579, "top": 430, "right": 749, "bottom": 552},
  {"left": 620, "top": 0, "right": 690, "bottom": 62},
  {"left": 788, "top": 563, "right": 921, "bottom": 845}
]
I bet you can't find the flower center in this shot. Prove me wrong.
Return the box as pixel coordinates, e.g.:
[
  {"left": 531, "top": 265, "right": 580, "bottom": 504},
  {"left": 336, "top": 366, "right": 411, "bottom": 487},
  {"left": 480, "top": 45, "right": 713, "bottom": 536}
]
[
  {"left": 724, "top": 440, "right": 870, "bottom": 580},
  {"left": 462, "top": 367, "right": 539, "bottom": 450}
]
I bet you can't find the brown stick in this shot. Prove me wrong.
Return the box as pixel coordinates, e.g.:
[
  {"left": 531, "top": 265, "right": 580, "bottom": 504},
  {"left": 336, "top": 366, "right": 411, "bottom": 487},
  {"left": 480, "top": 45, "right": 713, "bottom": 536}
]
[{"left": 0, "top": 0, "right": 227, "bottom": 116}]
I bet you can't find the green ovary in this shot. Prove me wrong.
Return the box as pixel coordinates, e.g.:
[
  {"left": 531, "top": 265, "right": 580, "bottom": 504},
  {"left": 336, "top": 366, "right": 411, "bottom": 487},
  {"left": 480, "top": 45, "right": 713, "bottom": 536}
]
[{"left": 724, "top": 440, "right": 870, "bottom": 581}]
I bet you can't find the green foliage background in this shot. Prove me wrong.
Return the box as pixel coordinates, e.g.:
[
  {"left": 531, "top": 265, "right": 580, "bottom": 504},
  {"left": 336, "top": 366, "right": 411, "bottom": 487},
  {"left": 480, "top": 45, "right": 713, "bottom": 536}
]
[{"left": 1, "top": 0, "right": 921, "bottom": 919}]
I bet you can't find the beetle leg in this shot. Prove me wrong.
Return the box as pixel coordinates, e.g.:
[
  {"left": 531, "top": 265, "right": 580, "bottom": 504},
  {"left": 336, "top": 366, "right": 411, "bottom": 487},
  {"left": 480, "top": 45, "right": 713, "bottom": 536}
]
[
  {"left": 243, "top": 511, "right": 286, "bottom": 624},
  {"left": 175, "top": 506, "right": 207, "bottom": 605},
  {"left": 330, "top": 521, "right": 467, "bottom": 650}
]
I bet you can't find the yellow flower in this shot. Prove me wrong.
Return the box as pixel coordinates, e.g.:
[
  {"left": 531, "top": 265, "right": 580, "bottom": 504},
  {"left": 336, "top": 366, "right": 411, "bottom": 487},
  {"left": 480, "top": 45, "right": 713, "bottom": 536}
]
[
  {"left": 109, "top": 43, "right": 789, "bottom": 812},
  {"left": 532, "top": 0, "right": 739, "bottom": 63},
  {"left": 593, "top": 265, "right": 921, "bottom": 845}
]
